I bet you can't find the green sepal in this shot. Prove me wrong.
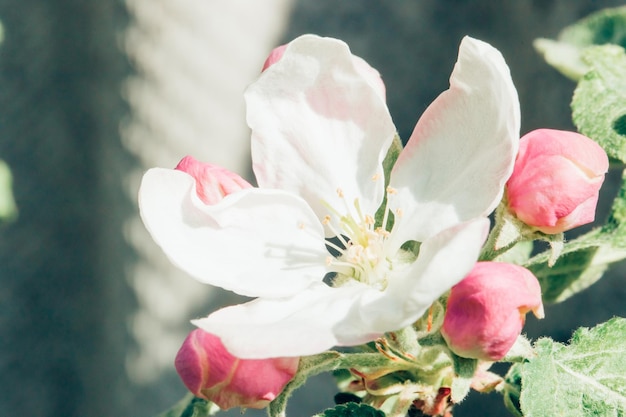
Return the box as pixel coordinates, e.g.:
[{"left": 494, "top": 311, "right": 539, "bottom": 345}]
[
  {"left": 155, "top": 394, "right": 218, "bottom": 417},
  {"left": 502, "top": 364, "right": 524, "bottom": 417},
  {"left": 449, "top": 354, "right": 477, "bottom": 403},
  {"left": 314, "top": 402, "right": 385, "bottom": 417},
  {"left": 572, "top": 44, "right": 626, "bottom": 162},
  {"left": 519, "top": 317, "right": 626, "bottom": 417},
  {"left": 534, "top": 6, "right": 626, "bottom": 80}
]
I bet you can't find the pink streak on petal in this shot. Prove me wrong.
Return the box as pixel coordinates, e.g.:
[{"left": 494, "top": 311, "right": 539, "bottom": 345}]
[{"left": 175, "top": 155, "right": 252, "bottom": 205}]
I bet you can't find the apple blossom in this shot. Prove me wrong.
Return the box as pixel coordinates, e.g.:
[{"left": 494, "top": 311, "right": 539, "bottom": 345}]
[
  {"left": 506, "top": 128, "right": 609, "bottom": 234},
  {"left": 139, "top": 34, "right": 520, "bottom": 358},
  {"left": 175, "top": 329, "right": 299, "bottom": 409},
  {"left": 441, "top": 262, "right": 544, "bottom": 361}
]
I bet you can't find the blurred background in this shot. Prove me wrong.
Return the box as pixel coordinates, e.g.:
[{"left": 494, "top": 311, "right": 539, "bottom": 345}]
[{"left": 0, "top": 1, "right": 625, "bottom": 416}]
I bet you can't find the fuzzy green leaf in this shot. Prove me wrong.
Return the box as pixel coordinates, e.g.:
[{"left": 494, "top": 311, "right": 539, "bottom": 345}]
[
  {"left": 315, "top": 402, "right": 385, "bottom": 417},
  {"left": 520, "top": 318, "right": 626, "bottom": 417},
  {"left": 534, "top": 6, "right": 626, "bottom": 80},
  {"left": 572, "top": 44, "right": 626, "bottom": 162}
]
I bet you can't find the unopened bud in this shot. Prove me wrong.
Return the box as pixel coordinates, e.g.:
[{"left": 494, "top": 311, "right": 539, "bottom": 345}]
[
  {"left": 441, "top": 262, "right": 543, "bottom": 361},
  {"left": 175, "top": 329, "right": 299, "bottom": 410},
  {"left": 506, "top": 129, "right": 608, "bottom": 234}
]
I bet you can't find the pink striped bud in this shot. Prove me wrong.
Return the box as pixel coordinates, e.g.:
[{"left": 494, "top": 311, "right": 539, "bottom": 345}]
[
  {"left": 506, "top": 129, "right": 608, "bottom": 234},
  {"left": 175, "top": 156, "right": 252, "bottom": 205},
  {"left": 175, "top": 329, "right": 299, "bottom": 410},
  {"left": 441, "top": 262, "right": 544, "bottom": 361},
  {"left": 261, "top": 41, "right": 386, "bottom": 101}
]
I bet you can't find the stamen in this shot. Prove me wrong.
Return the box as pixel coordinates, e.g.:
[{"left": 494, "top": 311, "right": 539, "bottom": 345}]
[
  {"left": 371, "top": 173, "right": 381, "bottom": 181},
  {"left": 395, "top": 208, "right": 404, "bottom": 218},
  {"left": 386, "top": 186, "right": 397, "bottom": 195},
  {"left": 336, "top": 188, "right": 344, "bottom": 198},
  {"left": 323, "top": 218, "right": 350, "bottom": 249}
]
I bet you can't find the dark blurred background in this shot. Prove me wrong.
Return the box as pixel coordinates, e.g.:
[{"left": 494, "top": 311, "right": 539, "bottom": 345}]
[{"left": 0, "top": 1, "right": 625, "bottom": 416}]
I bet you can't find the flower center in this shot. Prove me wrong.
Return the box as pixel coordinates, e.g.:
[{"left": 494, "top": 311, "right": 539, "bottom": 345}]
[{"left": 323, "top": 187, "right": 401, "bottom": 290}]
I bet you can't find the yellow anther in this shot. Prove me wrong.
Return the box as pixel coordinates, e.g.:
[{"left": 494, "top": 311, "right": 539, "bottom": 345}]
[
  {"left": 386, "top": 186, "right": 397, "bottom": 195},
  {"left": 375, "top": 227, "right": 391, "bottom": 237},
  {"left": 371, "top": 173, "right": 381, "bottom": 181},
  {"left": 326, "top": 256, "right": 333, "bottom": 266},
  {"left": 395, "top": 208, "right": 404, "bottom": 218},
  {"left": 336, "top": 188, "right": 345, "bottom": 198},
  {"left": 323, "top": 215, "right": 331, "bottom": 225},
  {"left": 365, "top": 215, "right": 375, "bottom": 226}
]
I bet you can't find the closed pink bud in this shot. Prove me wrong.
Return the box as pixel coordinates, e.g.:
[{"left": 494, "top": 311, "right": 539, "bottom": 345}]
[
  {"left": 506, "top": 129, "right": 608, "bottom": 234},
  {"left": 441, "top": 262, "right": 544, "bottom": 361},
  {"left": 261, "top": 41, "right": 386, "bottom": 100},
  {"left": 175, "top": 156, "right": 252, "bottom": 205},
  {"left": 175, "top": 329, "right": 299, "bottom": 410}
]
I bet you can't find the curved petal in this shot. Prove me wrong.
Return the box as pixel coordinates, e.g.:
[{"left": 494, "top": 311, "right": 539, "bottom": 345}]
[
  {"left": 388, "top": 36, "right": 519, "bottom": 246},
  {"left": 360, "top": 218, "right": 490, "bottom": 333},
  {"left": 193, "top": 282, "right": 383, "bottom": 358},
  {"left": 139, "top": 168, "right": 328, "bottom": 298},
  {"left": 246, "top": 34, "right": 396, "bottom": 232},
  {"left": 193, "top": 219, "right": 488, "bottom": 358}
]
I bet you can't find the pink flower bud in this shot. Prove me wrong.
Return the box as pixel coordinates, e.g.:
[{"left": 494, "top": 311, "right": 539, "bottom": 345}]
[
  {"left": 175, "top": 329, "right": 299, "bottom": 410},
  {"left": 506, "top": 129, "right": 608, "bottom": 234},
  {"left": 175, "top": 156, "right": 252, "bottom": 205},
  {"left": 261, "top": 41, "right": 386, "bottom": 100},
  {"left": 441, "top": 262, "right": 544, "bottom": 361}
]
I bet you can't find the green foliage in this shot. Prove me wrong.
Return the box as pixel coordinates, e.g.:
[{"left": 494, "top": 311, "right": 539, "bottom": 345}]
[
  {"left": 534, "top": 6, "right": 626, "bottom": 80},
  {"left": 0, "top": 160, "right": 17, "bottom": 222},
  {"left": 156, "top": 395, "right": 217, "bottom": 417},
  {"left": 519, "top": 318, "right": 626, "bottom": 417},
  {"left": 315, "top": 402, "right": 385, "bottom": 417},
  {"left": 572, "top": 44, "right": 626, "bottom": 162}
]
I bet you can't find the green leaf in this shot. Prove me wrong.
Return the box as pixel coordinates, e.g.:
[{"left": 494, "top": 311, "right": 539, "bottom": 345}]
[
  {"left": 520, "top": 317, "right": 626, "bottom": 417},
  {"left": 525, "top": 170, "right": 626, "bottom": 303},
  {"left": 315, "top": 402, "right": 385, "bottom": 417},
  {"left": 0, "top": 160, "right": 17, "bottom": 222},
  {"left": 534, "top": 6, "right": 626, "bottom": 80},
  {"left": 572, "top": 44, "right": 626, "bottom": 162}
]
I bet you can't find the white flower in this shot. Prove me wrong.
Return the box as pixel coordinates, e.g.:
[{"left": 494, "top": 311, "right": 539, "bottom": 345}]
[{"left": 139, "top": 35, "right": 520, "bottom": 359}]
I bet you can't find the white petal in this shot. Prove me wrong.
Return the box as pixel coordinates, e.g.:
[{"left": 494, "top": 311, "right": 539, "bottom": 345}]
[
  {"left": 388, "top": 36, "right": 519, "bottom": 247},
  {"left": 246, "top": 34, "right": 396, "bottom": 230},
  {"left": 193, "top": 282, "right": 383, "bottom": 358},
  {"left": 362, "top": 218, "right": 489, "bottom": 333},
  {"left": 139, "top": 168, "right": 328, "bottom": 298}
]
